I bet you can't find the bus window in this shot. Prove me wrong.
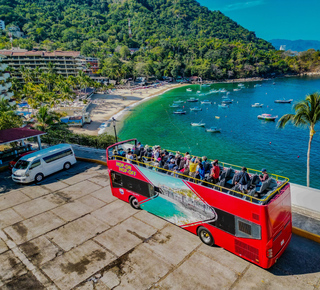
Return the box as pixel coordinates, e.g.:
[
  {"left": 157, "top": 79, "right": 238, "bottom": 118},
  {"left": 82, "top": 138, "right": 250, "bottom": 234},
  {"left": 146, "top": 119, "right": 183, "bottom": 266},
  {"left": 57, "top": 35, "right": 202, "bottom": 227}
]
[
  {"left": 111, "top": 171, "right": 155, "bottom": 198},
  {"left": 235, "top": 217, "right": 261, "bottom": 239}
]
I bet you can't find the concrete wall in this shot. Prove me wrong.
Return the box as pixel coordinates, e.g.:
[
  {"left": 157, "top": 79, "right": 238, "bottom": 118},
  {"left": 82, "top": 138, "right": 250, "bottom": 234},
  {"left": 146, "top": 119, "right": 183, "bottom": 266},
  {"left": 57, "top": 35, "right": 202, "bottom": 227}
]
[{"left": 291, "top": 183, "right": 320, "bottom": 214}]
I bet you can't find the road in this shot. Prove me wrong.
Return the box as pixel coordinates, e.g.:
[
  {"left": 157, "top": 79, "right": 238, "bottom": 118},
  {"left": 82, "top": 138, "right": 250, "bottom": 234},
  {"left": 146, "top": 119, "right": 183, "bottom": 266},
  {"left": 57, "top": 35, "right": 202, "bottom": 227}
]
[{"left": 0, "top": 161, "right": 319, "bottom": 289}]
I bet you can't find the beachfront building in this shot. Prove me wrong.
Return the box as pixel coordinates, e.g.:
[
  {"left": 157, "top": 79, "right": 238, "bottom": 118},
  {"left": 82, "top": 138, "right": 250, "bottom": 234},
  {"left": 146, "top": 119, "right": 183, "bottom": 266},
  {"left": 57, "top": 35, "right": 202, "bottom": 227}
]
[
  {"left": 0, "top": 54, "right": 14, "bottom": 105},
  {"left": 0, "top": 49, "right": 83, "bottom": 80},
  {"left": 0, "top": 20, "right": 5, "bottom": 31}
]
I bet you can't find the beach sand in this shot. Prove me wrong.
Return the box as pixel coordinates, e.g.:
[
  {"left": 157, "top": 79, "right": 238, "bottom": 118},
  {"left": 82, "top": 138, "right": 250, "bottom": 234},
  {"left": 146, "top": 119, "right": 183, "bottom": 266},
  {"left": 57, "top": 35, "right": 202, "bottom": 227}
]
[{"left": 70, "top": 83, "right": 188, "bottom": 136}]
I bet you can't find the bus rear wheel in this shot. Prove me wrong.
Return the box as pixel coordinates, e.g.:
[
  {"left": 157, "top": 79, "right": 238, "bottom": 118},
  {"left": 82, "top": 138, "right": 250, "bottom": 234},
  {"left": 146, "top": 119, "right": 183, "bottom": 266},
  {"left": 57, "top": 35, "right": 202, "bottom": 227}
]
[
  {"left": 129, "top": 196, "right": 140, "bottom": 210},
  {"left": 197, "top": 226, "right": 214, "bottom": 246}
]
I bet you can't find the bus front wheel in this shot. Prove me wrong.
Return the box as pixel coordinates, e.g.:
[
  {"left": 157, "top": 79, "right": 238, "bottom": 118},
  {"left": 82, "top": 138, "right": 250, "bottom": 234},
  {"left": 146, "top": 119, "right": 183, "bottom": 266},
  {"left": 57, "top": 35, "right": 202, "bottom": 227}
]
[
  {"left": 129, "top": 196, "right": 140, "bottom": 210},
  {"left": 197, "top": 226, "right": 214, "bottom": 246}
]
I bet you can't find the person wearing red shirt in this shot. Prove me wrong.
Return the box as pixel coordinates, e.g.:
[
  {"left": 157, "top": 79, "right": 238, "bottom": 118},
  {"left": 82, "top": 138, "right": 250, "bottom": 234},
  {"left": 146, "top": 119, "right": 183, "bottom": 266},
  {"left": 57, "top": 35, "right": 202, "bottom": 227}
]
[{"left": 210, "top": 160, "right": 220, "bottom": 184}]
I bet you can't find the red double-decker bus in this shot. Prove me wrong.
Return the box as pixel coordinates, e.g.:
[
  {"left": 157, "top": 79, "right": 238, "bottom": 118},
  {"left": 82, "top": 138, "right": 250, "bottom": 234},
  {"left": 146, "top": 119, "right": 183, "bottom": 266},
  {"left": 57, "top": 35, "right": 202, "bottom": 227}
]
[{"left": 106, "top": 139, "right": 292, "bottom": 269}]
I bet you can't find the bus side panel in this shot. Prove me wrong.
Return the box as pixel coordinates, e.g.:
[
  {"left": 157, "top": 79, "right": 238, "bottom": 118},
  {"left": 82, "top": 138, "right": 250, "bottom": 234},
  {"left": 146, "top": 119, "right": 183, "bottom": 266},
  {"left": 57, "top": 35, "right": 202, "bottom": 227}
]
[{"left": 183, "top": 223, "right": 264, "bottom": 267}]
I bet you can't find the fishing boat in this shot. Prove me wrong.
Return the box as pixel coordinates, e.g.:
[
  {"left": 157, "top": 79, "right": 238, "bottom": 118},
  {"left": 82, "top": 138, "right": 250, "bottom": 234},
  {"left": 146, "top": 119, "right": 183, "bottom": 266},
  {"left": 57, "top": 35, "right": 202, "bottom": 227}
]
[
  {"left": 187, "top": 98, "right": 199, "bottom": 102},
  {"left": 233, "top": 88, "right": 241, "bottom": 92},
  {"left": 186, "top": 88, "right": 192, "bottom": 92},
  {"left": 251, "top": 103, "right": 263, "bottom": 108},
  {"left": 191, "top": 122, "right": 205, "bottom": 127},
  {"left": 218, "top": 104, "right": 229, "bottom": 108},
  {"left": 219, "top": 88, "right": 227, "bottom": 93},
  {"left": 200, "top": 100, "right": 212, "bottom": 104},
  {"left": 238, "top": 83, "right": 245, "bottom": 87},
  {"left": 257, "top": 113, "right": 278, "bottom": 121},
  {"left": 173, "top": 100, "right": 184, "bottom": 103},
  {"left": 190, "top": 107, "right": 202, "bottom": 111},
  {"left": 205, "top": 127, "right": 221, "bottom": 133},
  {"left": 254, "top": 84, "right": 262, "bottom": 87},
  {"left": 274, "top": 99, "right": 293, "bottom": 103},
  {"left": 170, "top": 104, "right": 180, "bottom": 108},
  {"left": 197, "top": 91, "right": 201, "bottom": 94},
  {"left": 222, "top": 99, "right": 232, "bottom": 104},
  {"left": 173, "top": 109, "right": 186, "bottom": 114},
  {"left": 210, "top": 89, "right": 219, "bottom": 93}
]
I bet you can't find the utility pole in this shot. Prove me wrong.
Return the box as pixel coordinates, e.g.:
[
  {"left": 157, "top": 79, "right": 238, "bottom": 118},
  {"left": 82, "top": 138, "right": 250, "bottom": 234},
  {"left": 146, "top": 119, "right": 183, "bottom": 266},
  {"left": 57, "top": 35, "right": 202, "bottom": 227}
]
[{"left": 128, "top": 18, "right": 132, "bottom": 38}]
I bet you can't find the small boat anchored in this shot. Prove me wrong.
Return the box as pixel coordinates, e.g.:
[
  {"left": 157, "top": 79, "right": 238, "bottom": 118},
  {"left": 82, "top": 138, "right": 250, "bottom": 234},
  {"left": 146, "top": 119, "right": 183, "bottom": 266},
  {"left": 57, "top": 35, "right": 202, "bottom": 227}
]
[
  {"left": 197, "top": 91, "right": 201, "bottom": 94},
  {"left": 191, "top": 121, "right": 205, "bottom": 127},
  {"left": 190, "top": 107, "right": 202, "bottom": 111},
  {"left": 173, "top": 109, "right": 186, "bottom": 114},
  {"left": 170, "top": 104, "right": 180, "bottom": 108},
  {"left": 274, "top": 99, "right": 293, "bottom": 104},
  {"left": 200, "top": 100, "right": 212, "bottom": 104},
  {"left": 218, "top": 104, "right": 229, "bottom": 108},
  {"left": 173, "top": 100, "right": 184, "bottom": 103},
  {"left": 257, "top": 113, "right": 278, "bottom": 121},
  {"left": 222, "top": 99, "right": 232, "bottom": 104},
  {"left": 233, "top": 88, "right": 241, "bottom": 92},
  {"left": 205, "top": 127, "right": 221, "bottom": 133},
  {"left": 254, "top": 84, "right": 262, "bottom": 87},
  {"left": 186, "top": 88, "right": 192, "bottom": 92},
  {"left": 251, "top": 103, "right": 263, "bottom": 108},
  {"left": 187, "top": 98, "right": 199, "bottom": 102}
]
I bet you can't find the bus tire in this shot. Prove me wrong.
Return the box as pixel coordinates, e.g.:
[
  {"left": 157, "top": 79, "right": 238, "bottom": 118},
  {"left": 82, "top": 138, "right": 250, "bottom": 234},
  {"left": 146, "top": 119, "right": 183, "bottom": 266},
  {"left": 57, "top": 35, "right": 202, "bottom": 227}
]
[
  {"left": 129, "top": 196, "right": 140, "bottom": 210},
  {"left": 197, "top": 226, "right": 214, "bottom": 246},
  {"left": 35, "top": 173, "right": 44, "bottom": 183},
  {"left": 64, "top": 162, "right": 71, "bottom": 170}
]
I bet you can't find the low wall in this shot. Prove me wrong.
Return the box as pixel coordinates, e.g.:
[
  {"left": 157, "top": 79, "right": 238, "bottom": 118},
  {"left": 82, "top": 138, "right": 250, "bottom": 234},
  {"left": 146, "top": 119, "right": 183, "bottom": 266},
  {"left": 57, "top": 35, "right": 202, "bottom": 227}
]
[{"left": 291, "top": 183, "right": 320, "bottom": 214}]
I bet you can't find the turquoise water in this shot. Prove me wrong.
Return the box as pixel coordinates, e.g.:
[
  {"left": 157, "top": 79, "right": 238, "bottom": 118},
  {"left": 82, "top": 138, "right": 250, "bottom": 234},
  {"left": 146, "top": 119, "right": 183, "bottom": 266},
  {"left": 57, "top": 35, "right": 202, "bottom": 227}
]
[
  {"left": 119, "top": 76, "right": 320, "bottom": 189},
  {"left": 141, "top": 195, "right": 187, "bottom": 220}
]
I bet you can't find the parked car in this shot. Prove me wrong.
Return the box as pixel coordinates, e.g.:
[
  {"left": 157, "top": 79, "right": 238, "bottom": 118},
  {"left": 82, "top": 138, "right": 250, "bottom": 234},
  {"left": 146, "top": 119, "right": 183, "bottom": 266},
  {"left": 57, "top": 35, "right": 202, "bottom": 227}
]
[
  {"left": 12, "top": 144, "right": 77, "bottom": 183},
  {"left": 8, "top": 151, "right": 36, "bottom": 172}
]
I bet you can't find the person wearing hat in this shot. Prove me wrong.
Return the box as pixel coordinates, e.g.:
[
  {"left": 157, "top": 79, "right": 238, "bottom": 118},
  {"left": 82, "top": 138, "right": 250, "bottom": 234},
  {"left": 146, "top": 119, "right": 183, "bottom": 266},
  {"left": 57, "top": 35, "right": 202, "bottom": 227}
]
[{"left": 259, "top": 169, "right": 269, "bottom": 182}]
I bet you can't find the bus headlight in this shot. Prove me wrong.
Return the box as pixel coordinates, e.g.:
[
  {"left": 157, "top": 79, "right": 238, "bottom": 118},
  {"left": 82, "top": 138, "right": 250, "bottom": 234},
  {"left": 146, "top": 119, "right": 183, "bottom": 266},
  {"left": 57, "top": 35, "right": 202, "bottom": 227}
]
[{"left": 267, "top": 248, "right": 273, "bottom": 259}]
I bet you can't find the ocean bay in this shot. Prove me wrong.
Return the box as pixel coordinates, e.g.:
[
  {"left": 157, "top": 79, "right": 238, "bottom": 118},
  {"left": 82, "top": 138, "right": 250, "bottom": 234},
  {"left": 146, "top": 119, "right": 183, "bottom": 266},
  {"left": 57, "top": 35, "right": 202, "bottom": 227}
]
[{"left": 119, "top": 76, "right": 320, "bottom": 189}]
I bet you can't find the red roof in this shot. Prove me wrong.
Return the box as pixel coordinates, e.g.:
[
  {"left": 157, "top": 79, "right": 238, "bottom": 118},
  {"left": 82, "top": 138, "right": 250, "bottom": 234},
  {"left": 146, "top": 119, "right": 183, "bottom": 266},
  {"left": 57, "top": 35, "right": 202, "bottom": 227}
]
[
  {"left": 0, "top": 50, "right": 80, "bottom": 57},
  {"left": 0, "top": 128, "right": 46, "bottom": 145}
]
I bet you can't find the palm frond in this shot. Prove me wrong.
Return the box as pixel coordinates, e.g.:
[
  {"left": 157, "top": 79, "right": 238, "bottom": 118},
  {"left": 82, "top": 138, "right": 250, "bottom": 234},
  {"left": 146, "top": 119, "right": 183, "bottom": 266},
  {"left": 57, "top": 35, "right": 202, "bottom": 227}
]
[{"left": 277, "top": 114, "right": 295, "bottom": 128}]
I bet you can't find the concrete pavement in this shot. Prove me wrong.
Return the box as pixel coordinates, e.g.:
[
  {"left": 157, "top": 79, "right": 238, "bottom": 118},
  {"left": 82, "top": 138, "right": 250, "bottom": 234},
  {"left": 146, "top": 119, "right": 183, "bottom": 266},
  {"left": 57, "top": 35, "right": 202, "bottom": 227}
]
[{"left": 0, "top": 161, "right": 320, "bottom": 289}]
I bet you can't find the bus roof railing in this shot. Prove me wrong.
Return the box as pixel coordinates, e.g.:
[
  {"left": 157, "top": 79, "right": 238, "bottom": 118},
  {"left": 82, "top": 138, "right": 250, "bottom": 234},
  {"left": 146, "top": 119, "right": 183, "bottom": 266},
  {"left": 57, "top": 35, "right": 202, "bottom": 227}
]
[{"left": 107, "top": 153, "right": 289, "bottom": 205}]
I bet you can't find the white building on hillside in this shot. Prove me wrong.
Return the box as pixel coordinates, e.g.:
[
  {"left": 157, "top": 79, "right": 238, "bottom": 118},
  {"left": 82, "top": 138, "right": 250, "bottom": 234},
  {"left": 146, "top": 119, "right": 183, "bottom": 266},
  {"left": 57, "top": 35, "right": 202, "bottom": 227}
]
[
  {"left": 0, "top": 54, "right": 14, "bottom": 105},
  {"left": 0, "top": 20, "right": 5, "bottom": 31}
]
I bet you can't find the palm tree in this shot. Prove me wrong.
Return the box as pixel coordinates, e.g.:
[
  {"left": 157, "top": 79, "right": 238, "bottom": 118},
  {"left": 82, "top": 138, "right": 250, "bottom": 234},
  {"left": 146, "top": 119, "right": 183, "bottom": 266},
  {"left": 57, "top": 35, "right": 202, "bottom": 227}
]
[
  {"left": 278, "top": 92, "right": 320, "bottom": 187},
  {"left": 34, "top": 105, "right": 60, "bottom": 131},
  {"left": 0, "top": 97, "right": 23, "bottom": 130}
]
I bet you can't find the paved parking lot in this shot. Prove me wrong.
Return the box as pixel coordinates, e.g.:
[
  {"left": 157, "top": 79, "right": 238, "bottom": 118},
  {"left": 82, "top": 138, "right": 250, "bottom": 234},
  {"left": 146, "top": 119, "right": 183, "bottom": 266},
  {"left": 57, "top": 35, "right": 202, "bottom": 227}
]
[{"left": 0, "top": 161, "right": 320, "bottom": 289}]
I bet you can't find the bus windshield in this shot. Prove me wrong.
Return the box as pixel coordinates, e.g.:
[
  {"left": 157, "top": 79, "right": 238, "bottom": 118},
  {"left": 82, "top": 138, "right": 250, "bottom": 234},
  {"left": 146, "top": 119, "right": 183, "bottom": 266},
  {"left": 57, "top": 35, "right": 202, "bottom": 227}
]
[{"left": 14, "top": 160, "right": 30, "bottom": 170}]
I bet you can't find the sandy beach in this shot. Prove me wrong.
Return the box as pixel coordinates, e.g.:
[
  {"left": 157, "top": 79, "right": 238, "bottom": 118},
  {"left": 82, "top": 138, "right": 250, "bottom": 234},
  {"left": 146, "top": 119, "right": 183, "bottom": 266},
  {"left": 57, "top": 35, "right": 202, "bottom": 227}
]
[{"left": 70, "top": 83, "right": 188, "bottom": 136}]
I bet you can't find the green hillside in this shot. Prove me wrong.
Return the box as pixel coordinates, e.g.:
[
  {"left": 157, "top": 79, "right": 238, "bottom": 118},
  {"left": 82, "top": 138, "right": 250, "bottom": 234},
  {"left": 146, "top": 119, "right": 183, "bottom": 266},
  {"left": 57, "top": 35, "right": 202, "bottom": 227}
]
[{"left": 1, "top": 0, "right": 319, "bottom": 79}]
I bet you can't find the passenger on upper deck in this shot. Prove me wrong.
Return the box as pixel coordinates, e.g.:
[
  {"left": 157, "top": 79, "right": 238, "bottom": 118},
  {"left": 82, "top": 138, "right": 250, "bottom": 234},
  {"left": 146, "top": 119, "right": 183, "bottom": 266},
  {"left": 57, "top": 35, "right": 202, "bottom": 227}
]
[
  {"left": 234, "top": 167, "right": 250, "bottom": 193},
  {"left": 210, "top": 160, "right": 220, "bottom": 184},
  {"left": 189, "top": 157, "right": 197, "bottom": 178},
  {"left": 259, "top": 168, "right": 269, "bottom": 182}
]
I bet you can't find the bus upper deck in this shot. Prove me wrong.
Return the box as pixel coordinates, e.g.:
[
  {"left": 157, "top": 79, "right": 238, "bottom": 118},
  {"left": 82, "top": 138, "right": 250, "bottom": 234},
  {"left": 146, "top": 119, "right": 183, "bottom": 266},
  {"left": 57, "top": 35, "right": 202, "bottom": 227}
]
[{"left": 106, "top": 139, "right": 289, "bottom": 206}]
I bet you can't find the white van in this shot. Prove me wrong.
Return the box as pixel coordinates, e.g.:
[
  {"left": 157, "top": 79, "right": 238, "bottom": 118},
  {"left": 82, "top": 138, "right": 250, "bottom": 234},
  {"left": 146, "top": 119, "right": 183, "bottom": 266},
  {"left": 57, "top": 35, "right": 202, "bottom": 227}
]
[{"left": 12, "top": 144, "right": 77, "bottom": 183}]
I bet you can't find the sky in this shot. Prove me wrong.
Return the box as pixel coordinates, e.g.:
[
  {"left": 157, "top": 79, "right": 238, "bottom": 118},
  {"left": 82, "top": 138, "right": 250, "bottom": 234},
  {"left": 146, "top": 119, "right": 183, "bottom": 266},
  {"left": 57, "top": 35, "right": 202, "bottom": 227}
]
[{"left": 198, "top": 0, "right": 320, "bottom": 41}]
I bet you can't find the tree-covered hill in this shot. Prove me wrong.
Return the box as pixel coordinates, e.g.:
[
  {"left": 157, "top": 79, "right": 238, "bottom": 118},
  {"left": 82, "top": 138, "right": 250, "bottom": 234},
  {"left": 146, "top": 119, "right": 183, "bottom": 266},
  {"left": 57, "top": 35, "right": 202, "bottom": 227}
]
[{"left": 1, "top": 0, "right": 319, "bottom": 80}]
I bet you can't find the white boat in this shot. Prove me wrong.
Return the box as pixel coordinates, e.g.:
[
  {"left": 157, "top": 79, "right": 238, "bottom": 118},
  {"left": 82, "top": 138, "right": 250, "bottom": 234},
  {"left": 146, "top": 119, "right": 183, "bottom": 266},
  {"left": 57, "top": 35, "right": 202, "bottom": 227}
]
[
  {"left": 222, "top": 99, "right": 232, "bottom": 104},
  {"left": 191, "top": 122, "right": 205, "bottom": 127},
  {"left": 206, "top": 127, "right": 221, "bottom": 133},
  {"left": 170, "top": 104, "right": 180, "bottom": 108},
  {"left": 218, "top": 104, "right": 229, "bottom": 108},
  {"left": 274, "top": 99, "right": 293, "bottom": 103},
  {"left": 173, "top": 109, "right": 186, "bottom": 115},
  {"left": 233, "top": 88, "right": 241, "bottom": 91},
  {"left": 186, "top": 88, "right": 192, "bottom": 92},
  {"left": 200, "top": 100, "right": 212, "bottom": 104},
  {"left": 238, "top": 83, "right": 245, "bottom": 87},
  {"left": 190, "top": 107, "right": 202, "bottom": 111},
  {"left": 257, "top": 113, "right": 278, "bottom": 121},
  {"left": 254, "top": 84, "right": 262, "bottom": 87},
  {"left": 251, "top": 103, "right": 263, "bottom": 108},
  {"left": 187, "top": 98, "right": 199, "bottom": 102},
  {"left": 210, "top": 89, "right": 219, "bottom": 93},
  {"left": 220, "top": 88, "right": 227, "bottom": 93},
  {"left": 197, "top": 91, "right": 201, "bottom": 93},
  {"left": 173, "top": 100, "right": 184, "bottom": 103}
]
